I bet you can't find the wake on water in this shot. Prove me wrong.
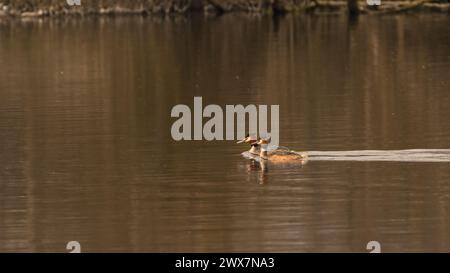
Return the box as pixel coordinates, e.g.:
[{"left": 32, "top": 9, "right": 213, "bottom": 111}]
[{"left": 301, "top": 149, "right": 450, "bottom": 162}]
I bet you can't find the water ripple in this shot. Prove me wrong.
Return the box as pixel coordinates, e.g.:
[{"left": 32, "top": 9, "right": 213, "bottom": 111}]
[{"left": 305, "top": 149, "right": 450, "bottom": 162}]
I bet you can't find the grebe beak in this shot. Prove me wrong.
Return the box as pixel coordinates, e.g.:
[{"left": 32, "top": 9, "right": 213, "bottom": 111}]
[{"left": 237, "top": 134, "right": 250, "bottom": 144}]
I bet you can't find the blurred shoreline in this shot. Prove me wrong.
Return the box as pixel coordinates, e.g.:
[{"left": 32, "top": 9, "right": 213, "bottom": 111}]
[{"left": 0, "top": 0, "right": 449, "bottom": 18}]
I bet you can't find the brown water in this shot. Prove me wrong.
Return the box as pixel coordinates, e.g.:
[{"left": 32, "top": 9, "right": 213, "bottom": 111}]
[{"left": 1, "top": 14, "right": 450, "bottom": 253}]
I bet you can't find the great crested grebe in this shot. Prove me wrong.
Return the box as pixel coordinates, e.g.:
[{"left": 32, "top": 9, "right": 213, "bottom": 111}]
[
  {"left": 238, "top": 136, "right": 307, "bottom": 163},
  {"left": 255, "top": 138, "right": 307, "bottom": 163}
]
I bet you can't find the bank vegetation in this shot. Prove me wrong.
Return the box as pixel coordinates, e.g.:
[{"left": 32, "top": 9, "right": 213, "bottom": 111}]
[{"left": 0, "top": 0, "right": 449, "bottom": 17}]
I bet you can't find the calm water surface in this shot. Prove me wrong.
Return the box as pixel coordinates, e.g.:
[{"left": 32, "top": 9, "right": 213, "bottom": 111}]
[{"left": 1, "top": 14, "right": 450, "bottom": 252}]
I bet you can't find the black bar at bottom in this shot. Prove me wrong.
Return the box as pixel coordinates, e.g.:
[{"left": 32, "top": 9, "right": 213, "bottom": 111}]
[{"left": 0, "top": 253, "right": 443, "bottom": 272}]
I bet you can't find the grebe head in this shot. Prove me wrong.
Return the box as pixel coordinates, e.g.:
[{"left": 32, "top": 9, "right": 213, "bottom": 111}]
[
  {"left": 237, "top": 134, "right": 259, "bottom": 145},
  {"left": 256, "top": 138, "right": 270, "bottom": 145}
]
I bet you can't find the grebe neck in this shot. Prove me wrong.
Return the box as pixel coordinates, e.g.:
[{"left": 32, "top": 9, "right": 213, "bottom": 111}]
[
  {"left": 260, "top": 144, "right": 268, "bottom": 160},
  {"left": 249, "top": 144, "right": 259, "bottom": 155}
]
